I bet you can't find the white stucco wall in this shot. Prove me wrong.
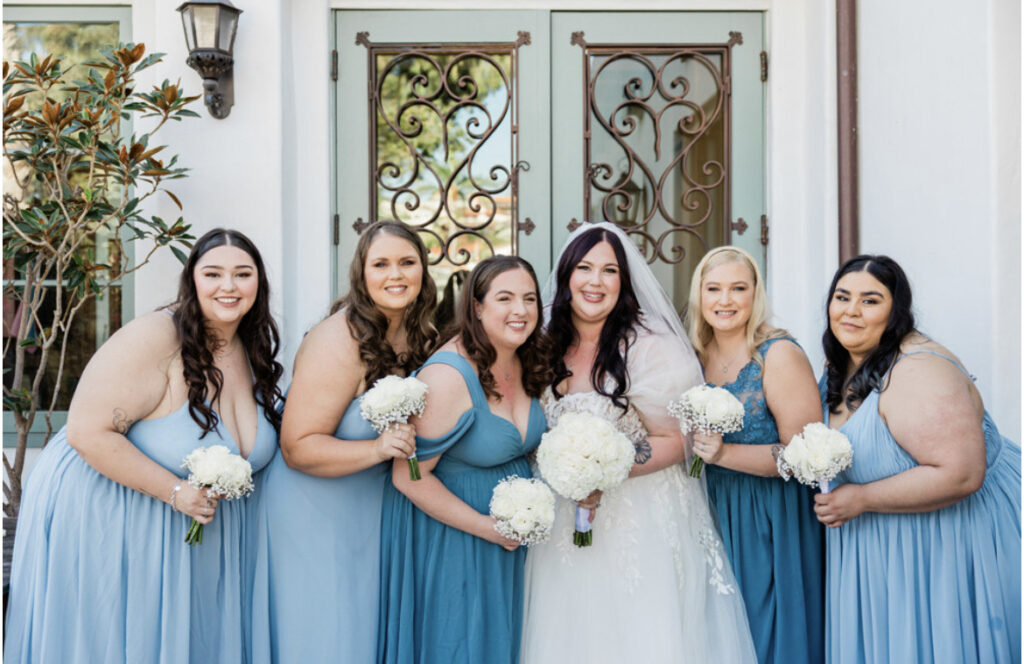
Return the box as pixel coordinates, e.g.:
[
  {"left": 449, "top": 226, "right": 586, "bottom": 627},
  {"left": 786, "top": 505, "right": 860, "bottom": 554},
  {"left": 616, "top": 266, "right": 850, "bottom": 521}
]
[{"left": 6, "top": 0, "right": 1018, "bottom": 449}]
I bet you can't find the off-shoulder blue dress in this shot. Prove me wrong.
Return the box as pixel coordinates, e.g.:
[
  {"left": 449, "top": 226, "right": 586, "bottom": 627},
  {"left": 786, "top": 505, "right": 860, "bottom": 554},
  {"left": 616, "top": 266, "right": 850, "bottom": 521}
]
[
  {"left": 705, "top": 337, "right": 825, "bottom": 664},
  {"left": 377, "top": 351, "right": 546, "bottom": 664},
  {"left": 5, "top": 403, "right": 277, "bottom": 664},
  {"left": 823, "top": 350, "right": 1021, "bottom": 664},
  {"left": 247, "top": 397, "right": 386, "bottom": 663}
]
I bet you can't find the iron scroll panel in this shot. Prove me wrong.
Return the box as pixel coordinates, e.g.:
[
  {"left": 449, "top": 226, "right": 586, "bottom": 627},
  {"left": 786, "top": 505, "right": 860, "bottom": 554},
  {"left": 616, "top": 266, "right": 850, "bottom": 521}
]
[
  {"left": 358, "top": 32, "right": 531, "bottom": 273},
  {"left": 574, "top": 31, "right": 739, "bottom": 265}
]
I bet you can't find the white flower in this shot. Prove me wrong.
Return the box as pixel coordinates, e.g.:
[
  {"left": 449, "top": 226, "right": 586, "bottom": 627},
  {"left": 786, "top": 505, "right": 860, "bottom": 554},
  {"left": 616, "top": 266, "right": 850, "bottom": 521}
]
[
  {"left": 535, "top": 411, "right": 635, "bottom": 503},
  {"left": 668, "top": 385, "right": 744, "bottom": 435},
  {"left": 778, "top": 422, "right": 854, "bottom": 487},
  {"left": 489, "top": 476, "right": 556, "bottom": 545},
  {"left": 182, "top": 444, "right": 254, "bottom": 499},
  {"left": 359, "top": 375, "right": 429, "bottom": 434}
]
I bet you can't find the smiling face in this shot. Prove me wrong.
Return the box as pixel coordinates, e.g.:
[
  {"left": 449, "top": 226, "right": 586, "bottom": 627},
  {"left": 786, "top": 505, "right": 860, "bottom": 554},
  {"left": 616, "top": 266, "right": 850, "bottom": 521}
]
[
  {"left": 567, "top": 241, "right": 621, "bottom": 327},
  {"left": 193, "top": 245, "right": 259, "bottom": 328},
  {"left": 363, "top": 232, "right": 424, "bottom": 320},
  {"left": 700, "top": 260, "right": 755, "bottom": 336},
  {"left": 474, "top": 267, "right": 539, "bottom": 352},
  {"left": 828, "top": 270, "right": 894, "bottom": 363}
]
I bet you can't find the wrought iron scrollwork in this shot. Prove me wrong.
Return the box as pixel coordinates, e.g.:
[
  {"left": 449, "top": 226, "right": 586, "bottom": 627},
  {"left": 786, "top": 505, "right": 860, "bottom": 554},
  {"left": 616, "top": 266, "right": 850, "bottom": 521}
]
[{"left": 575, "top": 31, "right": 737, "bottom": 265}]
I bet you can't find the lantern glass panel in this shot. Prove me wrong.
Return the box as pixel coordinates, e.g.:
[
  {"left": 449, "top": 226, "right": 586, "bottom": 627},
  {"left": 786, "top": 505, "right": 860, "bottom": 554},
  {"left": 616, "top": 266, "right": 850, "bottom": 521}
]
[
  {"left": 217, "top": 10, "right": 237, "bottom": 53},
  {"left": 179, "top": 6, "right": 196, "bottom": 52},
  {"left": 192, "top": 5, "right": 218, "bottom": 50}
]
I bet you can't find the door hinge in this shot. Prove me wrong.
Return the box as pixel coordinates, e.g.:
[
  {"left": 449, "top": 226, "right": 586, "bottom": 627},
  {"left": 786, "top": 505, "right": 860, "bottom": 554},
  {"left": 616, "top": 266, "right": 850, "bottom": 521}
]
[
  {"left": 760, "top": 214, "right": 769, "bottom": 246},
  {"left": 331, "top": 49, "right": 338, "bottom": 82},
  {"left": 333, "top": 213, "right": 340, "bottom": 245},
  {"left": 760, "top": 51, "right": 768, "bottom": 82}
]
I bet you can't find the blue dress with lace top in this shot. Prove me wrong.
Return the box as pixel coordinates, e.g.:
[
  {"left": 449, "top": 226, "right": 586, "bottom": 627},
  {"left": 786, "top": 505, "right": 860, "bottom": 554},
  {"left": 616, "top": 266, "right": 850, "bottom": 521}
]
[{"left": 704, "top": 337, "right": 825, "bottom": 664}]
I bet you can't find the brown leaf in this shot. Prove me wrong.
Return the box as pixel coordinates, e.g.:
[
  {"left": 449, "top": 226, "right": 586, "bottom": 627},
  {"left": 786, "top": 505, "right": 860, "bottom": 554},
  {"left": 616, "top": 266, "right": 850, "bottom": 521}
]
[
  {"left": 5, "top": 95, "right": 24, "bottom": 114},
  {"left": 163, "top": 85, "right": 177, "bottom": 104},
  {"left": 139, "top": 146, "right": 164, "bottom": 161},
  {"left": 118, "top": 145, "right": 129, "bottom": 163},
  {"left": 130, "top": 43, "right": 146, "bottom": 64},
  {"left": 129, "top": 143, "right": 144, "bottom": 161},
  {"left": 104, "top": 69, "right": 116, "bottom": 91},
  {"left": 41, "top": 101, "right": 57, "bottom": 125},
  {"left": 3, "top": 62, "right": 8, "bottom": 79},
  {"left": 164, "top": 189, "right": 183, "bottom": 210}
]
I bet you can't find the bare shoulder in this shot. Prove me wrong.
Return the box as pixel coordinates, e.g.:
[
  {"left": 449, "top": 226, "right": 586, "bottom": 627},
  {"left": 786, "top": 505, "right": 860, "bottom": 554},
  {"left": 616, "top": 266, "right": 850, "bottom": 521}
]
[
  {"left": 93, "top": 310, "right": 179, "bottom": 369},
  {"left": 295, "top": 309, "right": 360, "bottom": 367},
  {"left": 764, "top": 337, "right": 809, "bottom": 368},
  {"left": 885, "top": 338, "right": 978, "bottom": 408}
]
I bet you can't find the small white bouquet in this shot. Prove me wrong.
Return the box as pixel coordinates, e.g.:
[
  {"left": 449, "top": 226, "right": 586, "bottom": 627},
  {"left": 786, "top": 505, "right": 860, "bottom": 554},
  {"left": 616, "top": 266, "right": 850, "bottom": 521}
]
[
  {"left": 668, "top": 385, "right": 745, "bottom": 478},
  {"left": 360, "top": 375, "right": 429, "bottom": 480},
  {"left": 776, "top": 422, "right": 854, "bottom": 493},
  {"left": 535, "top": 412, "right": 635, "bottom": 547},
  {"left": 489, "top": 476, "right": 556, "bottom": 545},
  {"left": 181, "top": 444, "right": 254, "bottom": 546}
]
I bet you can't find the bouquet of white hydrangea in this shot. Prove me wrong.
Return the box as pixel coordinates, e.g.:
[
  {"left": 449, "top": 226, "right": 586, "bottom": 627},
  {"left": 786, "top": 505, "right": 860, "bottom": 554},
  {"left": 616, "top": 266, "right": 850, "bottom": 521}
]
[
  {"left": 181, "top": 444, "right": 254, "bottom": 545},
  {"left": 535, "top": 412, "right": 635, "bottom": 547},
  {"left": 668, "top": 385, "right": 745, "bottom": 478},
  {"left": 360, "top": 375, "right": 429, "bottom": 480},
  {"left": 776, "top": 422, "right": 854, "bottom": 493},
  {"left": 489, "top": 476, "right": 556, "bottom": 545}
]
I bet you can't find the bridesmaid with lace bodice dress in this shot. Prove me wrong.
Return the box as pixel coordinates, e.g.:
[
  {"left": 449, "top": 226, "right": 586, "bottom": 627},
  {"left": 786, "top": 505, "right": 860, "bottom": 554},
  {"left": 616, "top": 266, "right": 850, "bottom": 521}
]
[
  {"left": 378, "top": 256, "right": 549, "bottom": 664},
  {"left": 6, "top": 230, "right": 283, "bottom": 664},
  {"left": 686, "top": 247, "right": 825, "bottom": 664},
  {"left": 815, "top": 255, "right": 1020, "bottom": 664},
  {"left": 247, "top": 222, "right": 437, "bottom": 664}
]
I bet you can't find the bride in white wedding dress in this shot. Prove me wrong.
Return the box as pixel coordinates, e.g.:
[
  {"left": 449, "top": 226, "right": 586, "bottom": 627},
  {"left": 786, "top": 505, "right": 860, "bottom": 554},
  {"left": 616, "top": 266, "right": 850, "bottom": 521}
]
[{"left": 521, "top": 223, "right": 756, "bottom": 663}]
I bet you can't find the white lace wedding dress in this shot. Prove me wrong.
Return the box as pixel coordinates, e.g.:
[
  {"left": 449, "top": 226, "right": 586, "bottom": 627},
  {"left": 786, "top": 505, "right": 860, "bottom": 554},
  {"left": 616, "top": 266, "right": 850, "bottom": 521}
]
[{"left": 521, "top": 327, "right": 757, "bottom": 664}]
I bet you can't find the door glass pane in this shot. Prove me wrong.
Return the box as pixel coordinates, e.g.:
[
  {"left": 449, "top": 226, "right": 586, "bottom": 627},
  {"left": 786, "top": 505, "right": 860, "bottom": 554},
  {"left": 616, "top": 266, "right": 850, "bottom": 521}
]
[
  {"left": 585, "top": 45, "right": 730, "bottom": 314},
  {"left": 369, "top": 43, "right": 520, "bottom": 293},
  {"left": 3, "top": 20, "right": 122, "bottom": 411}
]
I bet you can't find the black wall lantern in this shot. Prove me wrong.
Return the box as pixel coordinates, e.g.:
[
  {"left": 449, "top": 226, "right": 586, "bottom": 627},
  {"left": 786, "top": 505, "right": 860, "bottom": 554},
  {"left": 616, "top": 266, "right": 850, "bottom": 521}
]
[{"left": 177, "top": 0, "right": 241, "bottom": 119}]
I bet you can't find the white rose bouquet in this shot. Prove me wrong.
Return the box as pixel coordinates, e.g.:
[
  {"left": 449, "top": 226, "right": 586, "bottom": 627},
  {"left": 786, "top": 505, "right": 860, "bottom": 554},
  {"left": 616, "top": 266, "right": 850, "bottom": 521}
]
[
  {"left": 535, "top": 412, "right": 635, "bottom": 547},
  {"left": 181, "top": 444, "right": 254, "bottom": 546},
  {"left": 668, "top": 385, "right": 745, "bottom": 478},
  {"left": 776, "top": 422, "right": 854, "bottom": 493},
  {"left": 489, "top": 476, "right": 556, "bottom": 545},
  {"left": 360, "top": 375, "right": 429, "bottom": 480}
]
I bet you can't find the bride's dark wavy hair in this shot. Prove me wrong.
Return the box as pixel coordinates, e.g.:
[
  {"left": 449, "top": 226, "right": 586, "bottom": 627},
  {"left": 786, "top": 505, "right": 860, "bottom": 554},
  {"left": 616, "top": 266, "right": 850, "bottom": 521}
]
[
  {"left": 823, "top": 254, "right": 915, "bottom": 414},
  {"left": 171, "top": 228, "right": 284, "bottom": 437},
  {"left": 548, "top": 227, "right": 643, "bottom": 411},
  {"left": 329, "top": 221, "right": 438, "bottom": 385},
  {"left": 455, "top": 255, "right": 552, "bottom": 400}
]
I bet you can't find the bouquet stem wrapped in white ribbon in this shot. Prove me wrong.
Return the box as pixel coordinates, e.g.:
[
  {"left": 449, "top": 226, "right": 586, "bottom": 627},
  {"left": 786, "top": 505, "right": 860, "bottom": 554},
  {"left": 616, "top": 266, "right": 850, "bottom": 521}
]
[
  {"left": 489, "top": 476, "right": 556, "bottom": 545},
  {"left": 776, "top": 422, "right": 854, "bottom": 493},
  {"left": 360, "top": 375, "right": 429, "bottom": 480},
  {"left": 181, "top": 445, "right": 254, "bottom": 546},
  {"left": 668, "top": 385, "right": 745, "bottom": 478},
  {"left": 535, "top": 412, "right": 635, "bottom": 547}
]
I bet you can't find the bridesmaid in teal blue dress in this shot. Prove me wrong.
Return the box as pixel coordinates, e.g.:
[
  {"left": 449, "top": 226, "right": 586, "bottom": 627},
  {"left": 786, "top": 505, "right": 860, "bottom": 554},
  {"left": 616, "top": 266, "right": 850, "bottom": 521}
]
[
  {"left": 6, "top": 229, "right": 284, "bottom": 663},
  {"left": 815, "top": 255, "right": 1021, "bottom": 664},
  {"left": 247, "top": 222, "right": 437, "bottom": 663},
  {"left": 687, "top": 247, "right": 825, "bottom": 664},
  {"left": 378, "top": 256, "right": 550, "bottom": 664}
]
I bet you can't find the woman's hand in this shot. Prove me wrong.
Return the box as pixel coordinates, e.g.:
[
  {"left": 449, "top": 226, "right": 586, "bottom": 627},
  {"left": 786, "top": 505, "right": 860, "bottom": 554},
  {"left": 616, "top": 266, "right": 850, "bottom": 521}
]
[
  {"left": 814, "top": 484, "right": 865, "bottom": 528},
  {"left": 481, "top": 516, "right": 521, "bottom": 551},
  {"left": 374, "top": 422, "right": 416, "bottom": 463},
  {"left": 692, "top": 431, "right": 725, "bottom": 465},
  {"left": 578, "top": 489, "right": 602, "bottom": 522},
  {"left": 173, "top": 483, "right": 222, "bottom": 524}
]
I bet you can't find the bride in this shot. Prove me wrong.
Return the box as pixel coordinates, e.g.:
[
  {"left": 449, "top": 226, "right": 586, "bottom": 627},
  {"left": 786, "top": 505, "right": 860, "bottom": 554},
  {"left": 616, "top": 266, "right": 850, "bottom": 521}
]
[{"left": 521, "top": 222, "right": 756, "bottom": 663}]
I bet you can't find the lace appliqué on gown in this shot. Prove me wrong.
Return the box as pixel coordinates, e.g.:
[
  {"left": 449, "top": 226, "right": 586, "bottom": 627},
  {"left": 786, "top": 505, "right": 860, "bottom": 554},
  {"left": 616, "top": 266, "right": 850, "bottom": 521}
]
[{"left": 540, "top": 388, "right": 734, "bottom": 595}]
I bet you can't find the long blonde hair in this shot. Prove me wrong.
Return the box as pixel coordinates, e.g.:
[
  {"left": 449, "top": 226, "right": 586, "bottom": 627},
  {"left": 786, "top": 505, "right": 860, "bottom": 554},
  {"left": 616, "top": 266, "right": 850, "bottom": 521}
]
[{"left": 685, "top": 246, "right": 786, "bottom": 369}]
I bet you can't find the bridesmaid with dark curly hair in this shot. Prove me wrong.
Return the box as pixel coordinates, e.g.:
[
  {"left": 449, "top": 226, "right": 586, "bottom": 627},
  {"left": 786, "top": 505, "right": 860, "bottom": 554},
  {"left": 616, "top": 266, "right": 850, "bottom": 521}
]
[
  {"left": 6, "top": 228, "right": 283, "bottom": 664},
  {"left": 248, "top": 221, "right": 438, "bottom": 664}
]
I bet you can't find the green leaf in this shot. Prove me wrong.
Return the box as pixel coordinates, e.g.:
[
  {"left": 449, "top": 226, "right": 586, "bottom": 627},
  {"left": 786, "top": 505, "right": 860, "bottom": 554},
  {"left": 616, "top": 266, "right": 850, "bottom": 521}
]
[{"left": 170, "top": 245, "right": 189, "bottom": 265}]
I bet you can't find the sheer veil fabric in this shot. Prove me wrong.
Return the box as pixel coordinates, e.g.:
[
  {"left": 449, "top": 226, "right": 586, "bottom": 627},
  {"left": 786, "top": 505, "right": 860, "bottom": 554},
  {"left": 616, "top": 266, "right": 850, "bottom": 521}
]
[{"left": 522, "top": 221, "right": 756, "bottom": 663}]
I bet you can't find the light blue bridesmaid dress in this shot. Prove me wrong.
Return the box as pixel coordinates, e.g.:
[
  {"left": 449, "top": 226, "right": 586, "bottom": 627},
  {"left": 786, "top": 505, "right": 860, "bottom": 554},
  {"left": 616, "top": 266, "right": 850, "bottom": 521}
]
[
  {"left": 247, "top": 397, "right": 386, "bottom": 663},
  {"left": 704, "top": 337, "right": 825, "bottom": 664},
  {"left": 377, "top": 351, "right": 546, "bottom": 664},
  {"left": 5, "top": 403, "right": 277, "bottom": 664},
  {"left": 824, "top": 350, "right": 1021, "bottom": 664}
]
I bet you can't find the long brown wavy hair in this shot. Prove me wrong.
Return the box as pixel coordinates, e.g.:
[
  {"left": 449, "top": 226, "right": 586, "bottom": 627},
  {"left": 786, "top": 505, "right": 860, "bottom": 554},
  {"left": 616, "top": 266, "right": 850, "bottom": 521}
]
[
  {"left": 171, "top": 228, "right": 284, "bottom": 437},
  {"left": 329, "top": 221, "right": 438, "bottom": 386},
  {"left": 455, "top": 255, "right": 552, "bottom": 400}
]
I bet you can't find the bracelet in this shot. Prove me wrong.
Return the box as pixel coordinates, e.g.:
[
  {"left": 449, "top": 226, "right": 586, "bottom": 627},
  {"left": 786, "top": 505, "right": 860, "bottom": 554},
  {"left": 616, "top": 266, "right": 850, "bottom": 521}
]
[{"left": 169, "top": 480, "right": 183, "bottom": 512}]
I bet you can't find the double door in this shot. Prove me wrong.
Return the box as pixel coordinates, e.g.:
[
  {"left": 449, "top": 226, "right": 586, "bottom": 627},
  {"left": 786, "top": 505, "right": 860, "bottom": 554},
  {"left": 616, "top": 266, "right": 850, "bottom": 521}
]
[{"left": 334, "top": 10, "right": 765, "bottom": 314}]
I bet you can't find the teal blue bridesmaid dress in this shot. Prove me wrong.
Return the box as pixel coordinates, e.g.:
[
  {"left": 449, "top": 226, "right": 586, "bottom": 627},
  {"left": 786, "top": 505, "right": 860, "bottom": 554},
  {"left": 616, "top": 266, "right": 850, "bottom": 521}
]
[
  {"left": 705, "top": 337, "right": 825, "bottom": 664},
  {"left": 377, "top": 351, "right": 545, "bottom": 664},
  {"left": 5, "top": 404, "right": 277, "bottom": 664},
  {"left": 823, "top": 350, "right": 1021, "bottom": 664},
  {"left": 247, "top": 397, "right": 386, "bottom": 663}
]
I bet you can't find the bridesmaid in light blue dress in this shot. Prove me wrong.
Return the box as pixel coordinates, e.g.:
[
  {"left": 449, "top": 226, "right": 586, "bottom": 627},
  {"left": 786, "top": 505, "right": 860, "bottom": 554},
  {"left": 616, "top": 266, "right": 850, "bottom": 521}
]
[
  {"left": 815, "top": 255, "right": 1021, "bottom": 664},
  {"left": 378, "top": 256, "right": 549, "bottom": 664},
  {"left": 6, "top": 229, "right": 284, "bottom": 663},
  {"left": 247, "top": 221, "right": 437, "bottom": 664},
  {"left": 687, "top": 246, "right": 825, "bottom": 664}
]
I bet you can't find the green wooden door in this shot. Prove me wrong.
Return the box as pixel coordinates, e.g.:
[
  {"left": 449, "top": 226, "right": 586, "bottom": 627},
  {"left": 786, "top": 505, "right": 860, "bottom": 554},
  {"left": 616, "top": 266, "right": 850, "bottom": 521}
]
[{"left": 334, "top": 10, "right": 765, "bottom": 312}]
